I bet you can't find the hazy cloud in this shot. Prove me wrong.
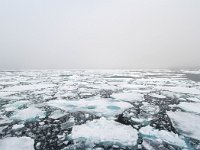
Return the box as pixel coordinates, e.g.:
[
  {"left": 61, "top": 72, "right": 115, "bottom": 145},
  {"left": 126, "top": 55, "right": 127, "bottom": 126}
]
[{"left": 0, "top": 0, "right": 200, "bottom": 69}]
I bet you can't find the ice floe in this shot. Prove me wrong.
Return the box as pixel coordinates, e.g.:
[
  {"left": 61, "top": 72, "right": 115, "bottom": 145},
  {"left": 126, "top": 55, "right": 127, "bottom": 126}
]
[
  {"left": 49, "top": 110, "right": 66, "bottom": 119},
  {"left": 187, "top": 97, "right": 200, "bottom": 102},
  {"left": 167, "top": 111, "right": 200, "bottom": 140},
  {"left": 47, "top": 97, "right": 132, "bottom": 117},
  {"left": 0, "top": 70, "right": 200, "bottom": 149},
  {"left": 140, "top": 125, "right": 187, "bottom": 148},
  {"left": 177, "top": 102, "right": 200, "bottom": 114},
  {"left": 71, "top": 117, "right": 138, "bottom": 148},
  {"left": 112, "top": 92, "right": 144, "bottom": 102},
  {"left": 11, "top": 107, "right": 45, "bottom": 121},
  {"left": 0, "top": 137, "right": 34, "bottom": 150},
  {"left": 12, "top": 124, "right": 24, "bottom": 130},
  {"left": 148, "top": 93, "right": 166, "bottom": 99},
  {"left": 3, "top": 100, "right": 29, "bottom": 111}
]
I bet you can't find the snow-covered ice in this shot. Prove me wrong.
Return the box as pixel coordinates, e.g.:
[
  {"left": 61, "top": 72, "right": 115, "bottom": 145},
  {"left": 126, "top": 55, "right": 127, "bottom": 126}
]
[
  {"left": 148, "top": 93, "right": 166, "bottom": 99},
  {"left": 0, "top": 69, "right": 200, "bottom": 149},
  {"left": 140, "top": 125, "right": 187, "bottom": 148},
  {"left": 167, "top": 111, "right": 200, "bottom": 140},
  {"left": 47, "top": 97, "right": 132, "bottom": 117},
  {"left": 0, "top": 137, "right": 34, "bottom": 150},
  {"left": 12, "top": 124, "right": 24, "bottom": 130},
  {"left": 3, "top": 100, "right": 29, "bottom": 111},
  {"left": 11, "top": 107, "right": 45, "bottom": 121},
  {"left": 71, "top": 117, "right": 138, "bottom": 147},
  {"left": 177, "top": 102, "right": 200, "bottom": 114},
  {"left": 112, "top": 92, "right": 144, "bottom": 102}
]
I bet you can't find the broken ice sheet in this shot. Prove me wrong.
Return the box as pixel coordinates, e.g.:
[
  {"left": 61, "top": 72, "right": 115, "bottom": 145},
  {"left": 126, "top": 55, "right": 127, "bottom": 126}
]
[
  {"left": 49, "top": 110, "right": 67, "bottom": 119},
  {"left": 3, "top": 100, "right": 30, "bottom": 111},
  {"left": 112, "top": 92, "right": 144, "bottom": 102},
  {"left": 0, "top": 137, "right": 34, "bottom": 150},
  {"left": 148, "top": 93, "right": 166, "bottom": 99},
  {"left": 0, "top": 70, "right": 200, "bottom": 149},
  {"left": 167, "top": 111, "right": 200, "bottom": 141},
  {"left": 10, "top": 107, "right": 45, "bottom": 121},
  {"left": 47, "top": 97, "right": 132, "bottom": 117},
  {"left": 12, "top": 124, "right": 24, "bottom": 130},
  {"left": 71, "top": 117, "right": 138, "bottom": 148},
  {"left": 140, "top": 125, "right": 187, "bottom": 148},
  {"left": 187, "top": 97, "right": 200, "bottom": 102},
  {"left": 177, "top": 102, "right": 200, "bottom": 114}
]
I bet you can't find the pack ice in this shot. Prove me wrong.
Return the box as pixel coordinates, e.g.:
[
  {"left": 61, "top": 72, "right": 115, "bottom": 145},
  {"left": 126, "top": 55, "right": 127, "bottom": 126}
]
[{"left": 0, "top": 69, "right": 200, "bottom": 149}]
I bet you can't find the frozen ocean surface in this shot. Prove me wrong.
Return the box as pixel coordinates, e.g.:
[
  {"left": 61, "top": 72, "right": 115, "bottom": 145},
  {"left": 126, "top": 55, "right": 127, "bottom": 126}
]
[{"left": 0, "top": 69, "right": 200, "bottom": 150}]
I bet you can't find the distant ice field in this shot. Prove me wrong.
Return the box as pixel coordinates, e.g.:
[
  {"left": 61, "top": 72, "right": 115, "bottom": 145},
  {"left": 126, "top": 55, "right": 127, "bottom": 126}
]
[{"left": 0, "top": 69, "right": 200, "bottom": 149}]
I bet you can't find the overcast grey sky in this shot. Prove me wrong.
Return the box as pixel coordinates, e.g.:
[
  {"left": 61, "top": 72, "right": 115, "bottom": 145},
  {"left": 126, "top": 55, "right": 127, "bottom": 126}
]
[{"left": 0, "top": 0, "right": 200, "bottom": 69}]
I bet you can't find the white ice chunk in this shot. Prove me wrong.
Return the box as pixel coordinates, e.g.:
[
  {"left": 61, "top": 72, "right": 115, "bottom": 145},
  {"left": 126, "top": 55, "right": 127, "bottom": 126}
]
[
  {"left": 0, "top": 137, "right": 34, "bottom": 150},
  {"left": 71, "top": 117, "right": 138, "bottom": 147},
  {"left": 49, "top": 110, "right": 66, "bottom": 119},
  {"left": 140, "top": 126, "right": 187, "bottom": 148},
  {"left": 11, "top": 107, "right": 45, "bottom": 121},
  {"left": 167, "top": 111, "right": 200, "bottom": 140},
  {"left": 140, "top": 103, "right": 160, "bottom": 115},
  {"left": 4, "top": 100, "right": 29, "bottom": 111},
  {"left": 112, "top": 92, "right": 144, "bottom": 102},
  {"left": 47, "top": 97, "right": 132, "bottom": 117},
  {"left": 148, "top": 93, "right": 166, "bottom": 99},
  {"left": 187, "top": 97, "right": 200, "bottom": 102},
  {"left": 177, "top": 102, "right": 200, "bottom": 114},
  {"left": 142, "top": 140, "right": 155, "bottom": 150},
  {"left": 12, "top": 124, "right": 24, "bottom": 130}
]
